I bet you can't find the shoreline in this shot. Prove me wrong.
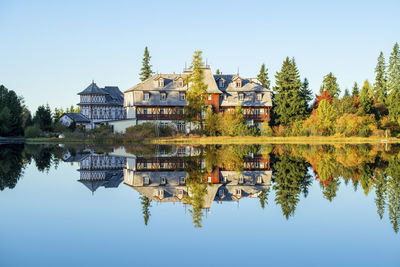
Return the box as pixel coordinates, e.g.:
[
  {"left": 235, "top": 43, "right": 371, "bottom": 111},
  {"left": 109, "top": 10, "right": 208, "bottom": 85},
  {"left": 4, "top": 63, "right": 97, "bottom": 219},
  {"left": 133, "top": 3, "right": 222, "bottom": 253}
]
[{"left": 1, "top": 136, "right": 398, "bottom": 145}]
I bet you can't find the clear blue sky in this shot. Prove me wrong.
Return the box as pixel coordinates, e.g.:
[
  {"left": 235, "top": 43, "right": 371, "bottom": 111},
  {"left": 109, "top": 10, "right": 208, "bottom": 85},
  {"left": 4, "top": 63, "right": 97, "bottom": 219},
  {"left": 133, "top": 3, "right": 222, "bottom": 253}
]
[{"left": 1, "top": 0, "right": 399, "bottom": 111}]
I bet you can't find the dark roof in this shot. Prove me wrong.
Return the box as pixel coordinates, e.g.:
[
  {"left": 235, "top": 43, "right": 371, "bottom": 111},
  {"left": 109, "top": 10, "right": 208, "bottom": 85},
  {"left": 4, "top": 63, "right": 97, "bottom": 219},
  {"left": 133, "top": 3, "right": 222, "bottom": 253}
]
[
  {"left": 78, "top": 82, "right": 108, "bottom": 95},
  {"left": 62, "top": 113, "right": 91, "bottom": 123},
  {"left": 78, "top": 82, "right": 123, "bottom": 106}
]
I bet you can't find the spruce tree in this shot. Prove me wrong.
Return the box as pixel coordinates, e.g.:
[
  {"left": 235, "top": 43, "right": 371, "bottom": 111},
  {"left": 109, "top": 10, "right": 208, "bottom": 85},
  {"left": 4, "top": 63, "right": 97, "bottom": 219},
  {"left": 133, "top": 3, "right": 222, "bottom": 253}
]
[
  {"left": 352, "top": 82, "right": 360, "bottom": 97},
  {"left": 359, "top": 80, "right": 373, "bottom": 114},
  {"left": 374, "top": 51, "right": 387, "bottom": 103},
  {"left": 344, "top": 88, "right": 350, "bottom": 97},
  {"left": 139, "top": 47, "right": 153, "bottom": 81},
  {"left": 273, "top": 57, "right": 306, "bottom": 125},
  {"left": 300, "top": 78, "right": 313, "bottom": 112},
  {"left": 387, "top": 43, "right": 400, "bottom": 123},
  {"left": 215, "top": 69, "right": 221, "bottom": 75},
  {"left": 257, "top": 63, "right": 270, "bottom": 89},
  {"left": 320, "top": 72, "right": 340, "bottom": 97}
]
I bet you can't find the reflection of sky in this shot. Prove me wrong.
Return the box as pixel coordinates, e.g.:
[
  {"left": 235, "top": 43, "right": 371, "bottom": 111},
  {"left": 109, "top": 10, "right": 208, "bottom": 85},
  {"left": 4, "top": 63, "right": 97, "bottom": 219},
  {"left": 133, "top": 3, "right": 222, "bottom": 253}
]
[{"left": 0, "top": 161, "right": 399, "bottom": 267}]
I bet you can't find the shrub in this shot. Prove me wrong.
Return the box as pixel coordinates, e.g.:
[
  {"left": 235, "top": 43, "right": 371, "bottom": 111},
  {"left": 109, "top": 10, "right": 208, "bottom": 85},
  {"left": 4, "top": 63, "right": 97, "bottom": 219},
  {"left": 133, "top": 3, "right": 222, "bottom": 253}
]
[
  {"left": 358, "top": 125, "right": 371, "bottom": 137},
  {"left": 272, "top": 125, "right": 290, "bottom": 137},
  {"left": 261, "top": 121, "right": 273, "bottom": 137},
  {"left": 24, "top": 125, "right": 42, "bottom": 138},
  {"left": 125, "top": 122, "right": 157, "bottom": 139}
]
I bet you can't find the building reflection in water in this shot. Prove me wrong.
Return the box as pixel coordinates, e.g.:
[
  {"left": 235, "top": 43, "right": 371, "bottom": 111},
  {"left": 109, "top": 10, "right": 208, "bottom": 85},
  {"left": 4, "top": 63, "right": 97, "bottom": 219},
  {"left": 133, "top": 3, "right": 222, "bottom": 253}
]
[{"left": 63, "top": 149, "right": 126, "bottom": 194}]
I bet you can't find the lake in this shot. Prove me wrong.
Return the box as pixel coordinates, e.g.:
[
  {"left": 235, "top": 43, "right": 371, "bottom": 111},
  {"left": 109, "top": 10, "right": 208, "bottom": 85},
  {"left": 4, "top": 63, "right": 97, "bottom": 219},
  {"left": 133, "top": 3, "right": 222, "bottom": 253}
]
[{"left": 0, "top": 143, "right": 399, "bottom": 267}]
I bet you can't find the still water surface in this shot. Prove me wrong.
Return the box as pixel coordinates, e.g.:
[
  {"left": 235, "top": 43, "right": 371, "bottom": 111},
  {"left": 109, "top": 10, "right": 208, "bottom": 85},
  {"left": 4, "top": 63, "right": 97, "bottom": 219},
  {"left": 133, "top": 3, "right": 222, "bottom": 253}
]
[{"left": 0, "top": 143, "right": 399, "bottom": 267}]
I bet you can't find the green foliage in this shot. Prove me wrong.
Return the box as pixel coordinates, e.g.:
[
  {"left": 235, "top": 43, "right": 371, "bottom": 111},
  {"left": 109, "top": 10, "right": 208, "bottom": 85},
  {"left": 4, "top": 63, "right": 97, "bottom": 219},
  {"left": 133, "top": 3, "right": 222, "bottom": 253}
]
[
  {"left": 125, "top": 122, "right": 175, "bottom": 139},
  {"left": 374, "top": 51, "right": 387, "bottom": 103},
  {"left": 217, "top": 106, "right": 252, "bottom": 136},
  {"left": 215, "top": 69, "right": 221, "bottom": 75},
  {"left": 387, "top": 43, "right": 400, "bottom": 124},
  {"left": 184, "top": 51, "right": 208, "bottom": 124},
  {"left": 139, "top": 46, "right": 153, "bottom": 81},
  {"left": 257, "top": 63, "right": 270, "bottom": 89},
  {"left": 0, "top": 144, "right": 24, "bottom": 190},
  {"left": 273, "top": 57, "right": 307, "bottom": 125},
  {"left": 332, "top": 96, "right": 357, "bottom": 117},
  {"left": 316, "top": 99, "right": 336, "bottom": 135},
  {"left": 359, "top": 80, "right": 373, "bottom": 114},
  {"left": 0, "top": 85, "right": 24, "bottom": 136},
  {"left": 140, "top": 195, "right": 151, "bottom": 226},
  {"left": 24, "top": 125, "right": 42, "bottom": 138},
  {"left": 33, "top": 104, "right": 53, "bottom": 131},
  {"left": 204, "top": 107, "right": 219, "bottom": 136},
  {"left": 352, "top": 82, "right": 360, "bottom": 97},
  {"left": 320, "top": 72, "right": 340, "bottom": 98}
]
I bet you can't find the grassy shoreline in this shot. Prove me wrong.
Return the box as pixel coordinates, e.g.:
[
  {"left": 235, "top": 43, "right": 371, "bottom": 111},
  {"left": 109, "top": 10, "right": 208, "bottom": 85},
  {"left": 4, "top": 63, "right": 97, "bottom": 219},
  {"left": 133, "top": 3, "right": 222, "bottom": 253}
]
[
  {"left": 153, "top": 136, "right": 400, "bottom": 144},
  {"left": 14, "top": 136, "right": 400, "bottom": 145}
]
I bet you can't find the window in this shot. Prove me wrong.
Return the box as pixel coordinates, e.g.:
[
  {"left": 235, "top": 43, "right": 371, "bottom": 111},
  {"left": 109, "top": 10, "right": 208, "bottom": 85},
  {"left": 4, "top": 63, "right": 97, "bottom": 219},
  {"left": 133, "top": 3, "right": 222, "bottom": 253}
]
[
  {"left": 178, "top": 108, "right": 184, "bottom": 115},
  {"left": 178, "top": 147, "right": 186, "bottom": 155},
  {"left": 160, "top": 92, "right": 167, "bottom": 101},
  {"left": 207, "top": 95, "right": 212, "bottom": 101},
  {"left": 239, "top": 176, "right": 244, "bottom": 184},
  {"left": 158, "top": 189, "right": 164, "bottom": 198},
  {"left": 177, "top": 189, "right": 184, "bottom": 199},
  {"left": 143, "top": 177, "right": 150, "bottom": 185},
  {"left": 235, "top": 189, "right": 242, "bottom": 196},
  {"left": 223, "top": 94, "right": 227, "bottom": 100},
  {"left": 255, "top": 161, "right": 260, "bottom": 168},
  {"left": 160, "top": 122, "right": 167, "bottom": 128},
  {"left": 177, "top": 122, "right": 185, "bottom": 132},
  {"left": 179, "top": 177, "right": 185, "bottom": 185},
  {"left": 177, "top": 79, "right": 183, "bottom": 87},
  {"left": 221, "top": 176, "right": 227, "bottom": 183},
  {"left": 257, "top": 176, "right": 263, "bottom": 184},
  {"left": 239, "top": 93, "right": 244, "bottom": 101},
  {"left": 236, "top": 80, "right": 242, "bottom": 87},
  {"left": 180, "top": 92, "right": 186, "bottom": 100},
  {"left": 143, "top": 92, "right": 150, "bottom": 100},
  {"left": 207, "top": 176, "right": 212, "bottom": 183},
  {"left": 160, "top": 108, "right": 165, "bottom": 115},
  {"left": 218, "top": 189, "right": 225, "bottom": 198},
  {"left": 178, "top": 162, "right": 184, "bottom": 168},
  {"left": 255, "top": 109, "right": 261, "bottom": 115},
  {"left": 143, "top": 162, "right": 148, "bottom": 168},
  {"left": 161, "top": 176, "right": 166, "bottom": 185},
  {"left": 218, "top": 79, "right": 224, "bottom": 87},
  {"left": 160, "top": 162, "right": 165, "bottom": 168},
  {"left": 143, "top": 108, "right": 148, "bottom": 115},
  {"left": 158, "top": 79, "right": 164, "bottom": 87},
  {"left": 201, "top": 110, "right": 206, "bottom": 119},
  {"left": 257, "top": 93, "right": 262, "bottom": 101}
]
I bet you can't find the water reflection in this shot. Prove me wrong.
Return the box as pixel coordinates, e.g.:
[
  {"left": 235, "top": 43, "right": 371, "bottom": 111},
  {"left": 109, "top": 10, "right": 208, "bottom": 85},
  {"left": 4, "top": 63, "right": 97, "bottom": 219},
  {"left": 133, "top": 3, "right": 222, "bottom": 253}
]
[{"left": 1, "top": 143, "right": 400, "bottom": 233}]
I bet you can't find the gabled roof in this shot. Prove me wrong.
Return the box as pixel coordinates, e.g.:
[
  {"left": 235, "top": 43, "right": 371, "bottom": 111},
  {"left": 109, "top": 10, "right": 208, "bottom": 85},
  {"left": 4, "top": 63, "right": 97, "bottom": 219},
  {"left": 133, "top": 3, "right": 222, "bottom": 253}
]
[
  {"left": 77, "top": 83, "right": 124, "bottom": 106},
  {"left": 61, "top": 113, "right": 91, "bottom": 123}
]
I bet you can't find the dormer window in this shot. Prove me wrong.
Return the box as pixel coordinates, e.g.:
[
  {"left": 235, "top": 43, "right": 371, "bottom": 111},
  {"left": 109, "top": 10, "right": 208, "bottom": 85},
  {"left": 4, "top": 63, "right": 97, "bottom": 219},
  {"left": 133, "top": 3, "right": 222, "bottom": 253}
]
[
  {"left": 180, "top": 92, "right": 186, "bottom": 100},
  {"left": 207, "top": 95, "right": 212, "bottom": 101},
  {"left": 158, "top": 78, "right": 164, "bottom": 88},
  {"left": 235, "top": 189, "right": 242, "bottom": 197},
  {"left": 143, "top": 92, "right": 150, "bottom": 101},
  {"left": 235, "top": 79, "right": 242, "bottom": 88},
  {"left": 257, "top": 93, "right": 262, "bottom": 101},
  {"left": 160, "top": 92, "right": 167, "bottom": 101},
  {"left": 239, "top": 93, "right": 244, "bottom": 101},
  {"left": 257, "top": 176, "right": 263, "bottom": 184},
  {"left": 218, "top": 79, "right": 224, "bottom": 88},
  {"left": 161, "top": 176, "right": 166, "bottom": 185},
  {"left": 223, "top": 94, "right": 227, "bottom": 100},
  {"left": 239, "top": 176, "right": 244, "bottom": 184}
]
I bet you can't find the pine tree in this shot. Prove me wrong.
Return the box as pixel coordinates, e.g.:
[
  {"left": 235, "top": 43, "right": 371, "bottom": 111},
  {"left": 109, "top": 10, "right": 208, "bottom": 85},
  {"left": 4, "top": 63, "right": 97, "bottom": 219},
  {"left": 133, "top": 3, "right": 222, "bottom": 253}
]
[
  {"left": 215, "top": 69, "right": 221, "bottom": 75},
  {"left": 320, "top": 72, "right": 340, "bottom": 97},
  {"left": 387, "top": 43, "right": 400, "bottom": 123},
  {"left": 359, "top": 80, "right": 373, "bottom": 114},
  {"left": 139, "top": 47, "right": 153, "bottom": 81},
  {"left": 257, "top": 63, "right": 270, "bottom": 89},
  {"left": 273, "top": 57, "right": 306, "bottom": 125},
  {"left": 352, "top": 82, "right": 360, "bottom": 97},
  {"left": 374, "top": 51, "right": 387, "bottom": 103},
  {"left": 344, "top": 88, "right": 350, "bottom": 97}
]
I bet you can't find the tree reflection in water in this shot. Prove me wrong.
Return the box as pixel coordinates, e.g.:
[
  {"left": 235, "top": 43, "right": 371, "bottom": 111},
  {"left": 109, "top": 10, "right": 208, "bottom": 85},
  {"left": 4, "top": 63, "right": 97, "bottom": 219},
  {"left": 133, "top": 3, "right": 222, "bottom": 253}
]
[{"left": 1, "top": 143, "right": 400, "bottom": 233}]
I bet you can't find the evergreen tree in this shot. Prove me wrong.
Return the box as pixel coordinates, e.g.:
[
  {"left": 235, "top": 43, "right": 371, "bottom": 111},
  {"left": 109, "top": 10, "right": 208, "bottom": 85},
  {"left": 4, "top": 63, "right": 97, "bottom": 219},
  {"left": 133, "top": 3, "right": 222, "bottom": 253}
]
[
  {"left": 215, "top": 69, "right": 221, "bottom": 75},
  {"left": 184, "top": 51, "right": 208, "bottom": 126},
  {"left": 257, "top": 63, "right": 270, "bottom": 89},
  {"left": 300, "top": 77, "right": 313, "bottom": 112},
  {"left": 359, "top": 80, "right": 373, "bottom": 114},
  {"left": 344, "top": 88, "right": 350, "bottom": 97},
  {"left": 387, "top": 43, "right": 400, "bottom": 123},
  {"left": 33, "top": 104, "right": 53, "bottom": 131},
  {"left": 320, "top": 72, "right": 340, "bottom": 98},
  {"left": 374, "top": 51, "right": 387, "bottom": 103},
  {"left": 139, "top": 46, "right": 153, "bottom": 81},
  {"left": 0, "top": 85, "right": 24, "bottom": 136},
  {"left": 140, "top": 195, "right": 151, "bottom": 226},
  {"left": 352, "top": 82, "right": 360, "bottom": 97},
  {"left": 273, "top": 57, "right": 306, "bottom": 125}
]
